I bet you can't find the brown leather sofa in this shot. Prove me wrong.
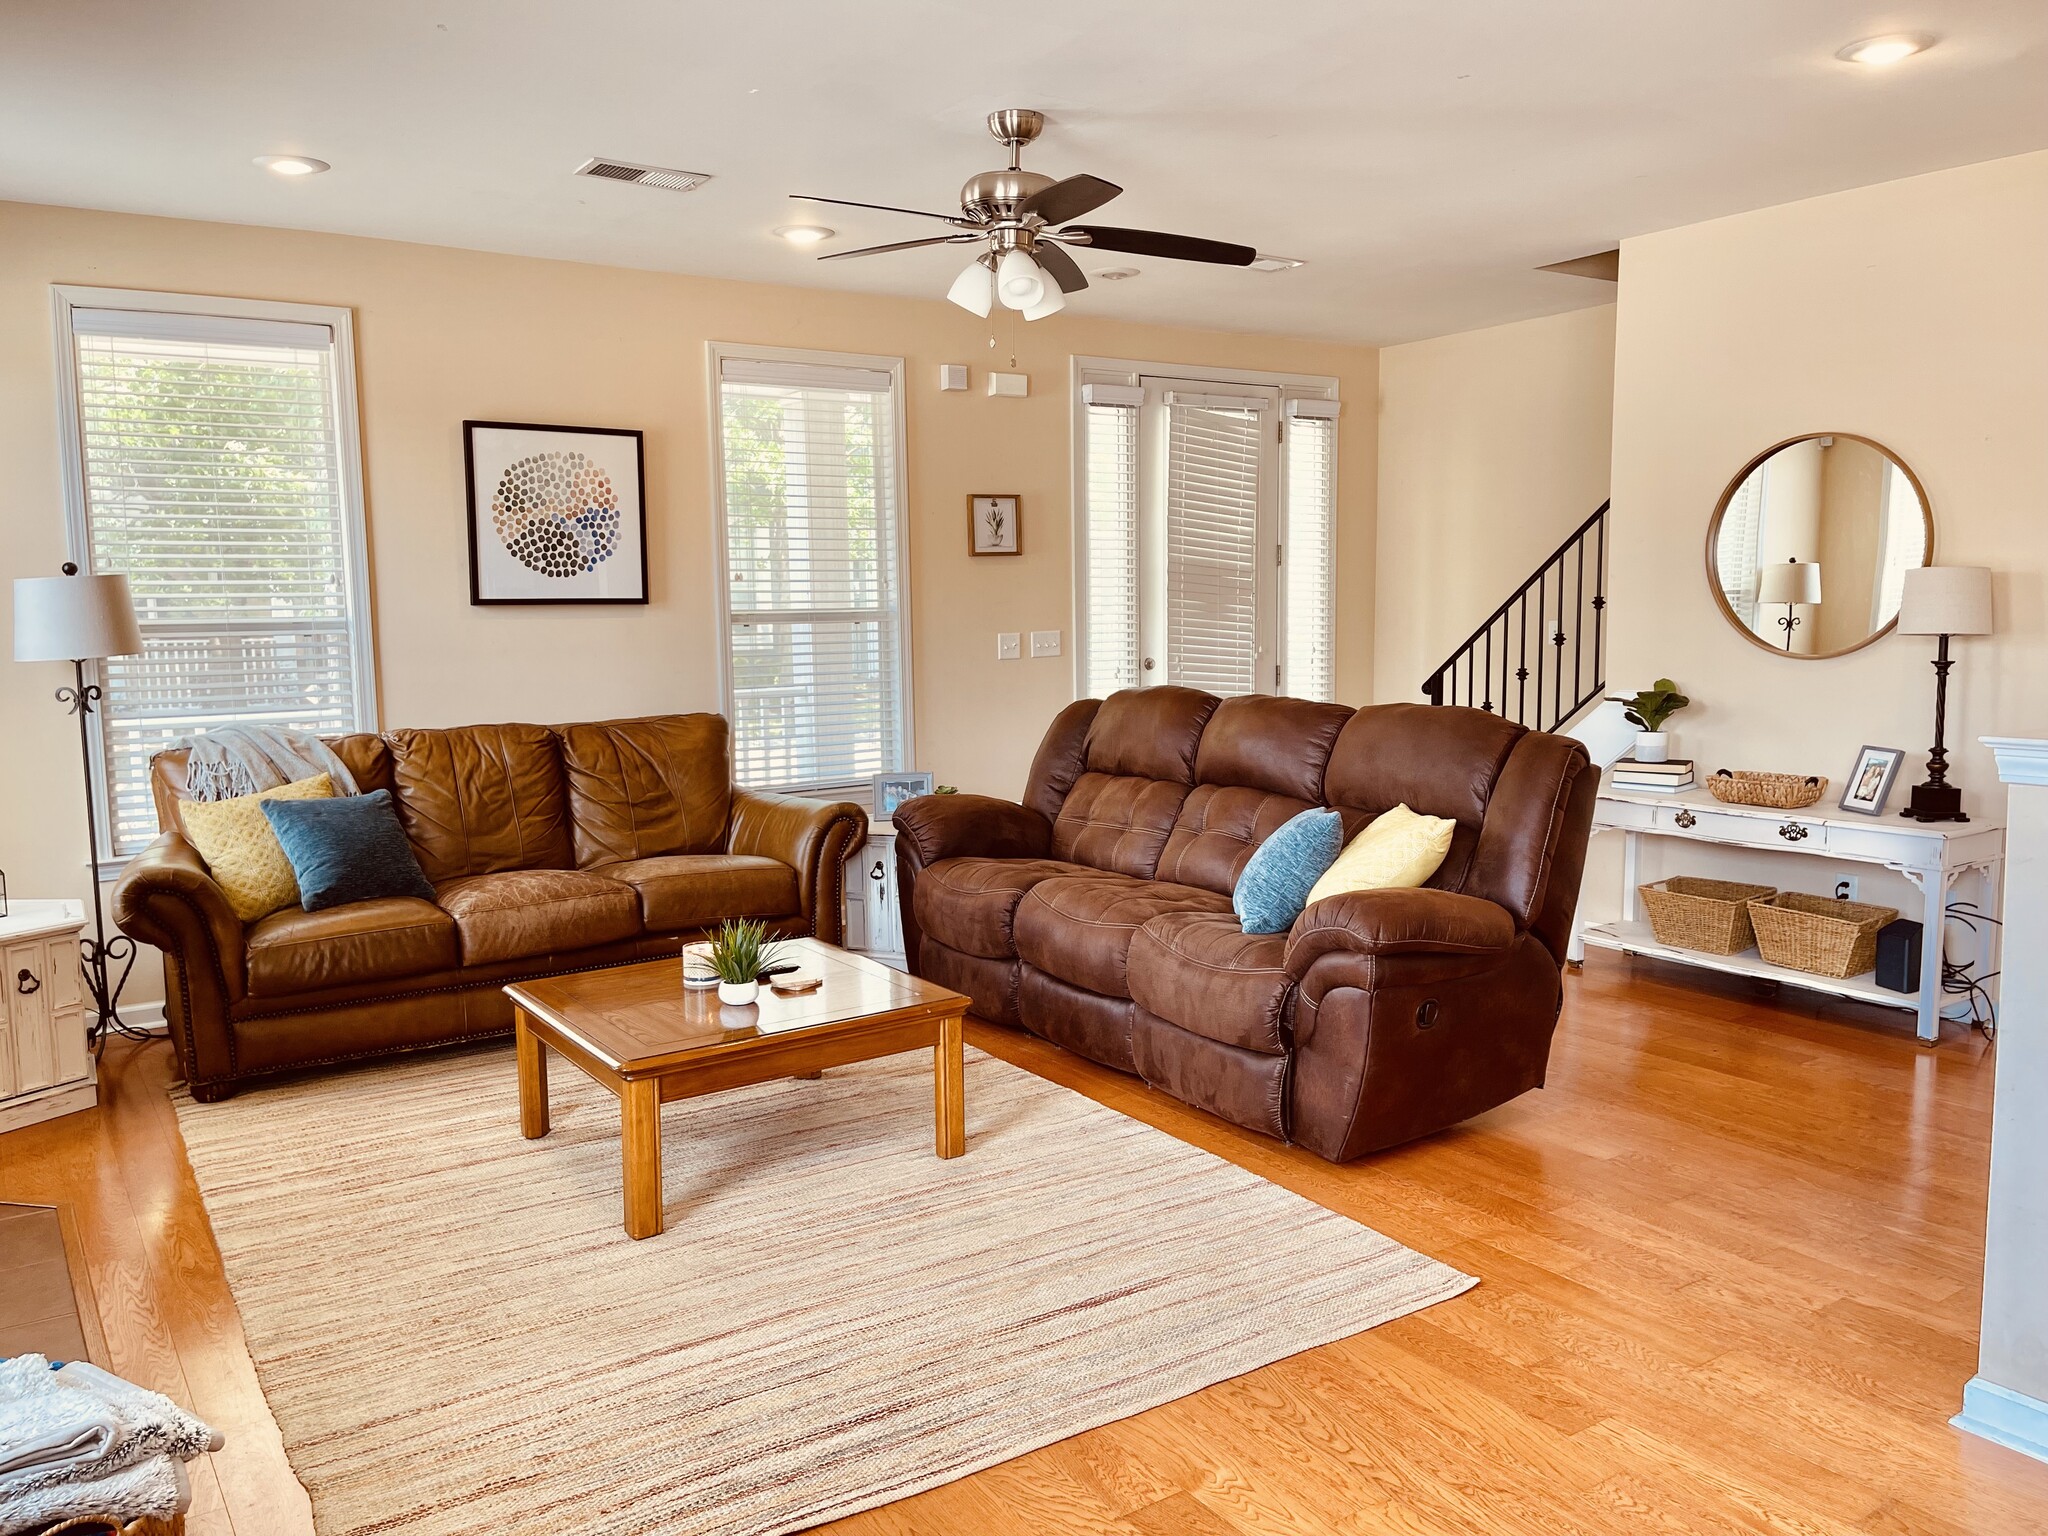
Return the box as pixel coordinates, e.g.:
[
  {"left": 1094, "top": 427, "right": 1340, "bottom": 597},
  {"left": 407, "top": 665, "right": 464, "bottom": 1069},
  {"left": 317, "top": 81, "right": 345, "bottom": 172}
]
[
  {"left": 114, "top": 714, "right": 865, "bottom": 1101},
  {"left": 892, "top": 689, "right": 1596, "bottom": 1161}
]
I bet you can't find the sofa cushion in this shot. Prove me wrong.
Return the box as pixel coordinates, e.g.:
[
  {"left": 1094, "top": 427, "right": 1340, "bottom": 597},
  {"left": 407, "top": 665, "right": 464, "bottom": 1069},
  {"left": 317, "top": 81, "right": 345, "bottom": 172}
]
[
  {"left": 244, "top": 897, "right": 459, "bottom": 998},
  {"left": 387, "top": 723, "right": 573, "bottom": 884},
  {"left": 1322, "top": 703, "right": 1523, "bottom": 891},
  {"left": 1051, "top": 776, "right": 1194, "bottom": 880},
  {"left": 434, "top": 868, "right": 641, "bottom": 965},
  {"left": 595, "top": 853, "right": 798, "bottom": 931},
  {"left": 913, "top": 856, "right": 1094, "bottom": 960},
  {"left": 177, "top": 774, "right": 335, "bottom": 922},
  {"left": 1192, "top": 693, "right": 1353, "bottom": 801},
  {"left": 1079, "top": 686, "right": 1217, "bottom": 782},
  {"left": 1014, "top": 874, "right": 1232, "bottom": 999},
  {"left": 1154, "top": 785, "right": 1318, "bottom": 897},
  {"left": 1127, "top": 912, "right": 1293, "bottom": 1054},
  {"left": 560, "top": 714, "right": 732, "bottom": 867}
]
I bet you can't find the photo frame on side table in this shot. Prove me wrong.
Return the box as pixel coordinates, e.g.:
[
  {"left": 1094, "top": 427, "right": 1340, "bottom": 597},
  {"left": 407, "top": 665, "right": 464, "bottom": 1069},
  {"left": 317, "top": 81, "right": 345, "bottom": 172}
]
[
  {"left": 873, "top": 772, "right": 935, "bottom": 821},
  {"left": 1839, "top": 745, "right": 1906, "bottom": 816},
  {"left": 465, "top": 421, "right": 648, "bottom": 604},
  {"left": 968, "top": 494, "right": 1021, "bottom": 556}
]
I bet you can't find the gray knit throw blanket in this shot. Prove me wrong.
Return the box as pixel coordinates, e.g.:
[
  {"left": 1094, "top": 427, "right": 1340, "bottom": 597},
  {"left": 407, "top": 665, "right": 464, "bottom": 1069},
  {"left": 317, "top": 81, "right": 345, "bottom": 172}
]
[{"left": 173, "top": 724, "right": 360, "bottom": 801}]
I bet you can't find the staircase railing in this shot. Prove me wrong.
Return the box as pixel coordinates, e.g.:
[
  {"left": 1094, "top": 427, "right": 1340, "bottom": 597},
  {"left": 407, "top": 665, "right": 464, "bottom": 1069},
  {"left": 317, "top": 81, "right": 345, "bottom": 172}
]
[{"left": 1421, "top": 501, "right": 1607, "bottom": 732}]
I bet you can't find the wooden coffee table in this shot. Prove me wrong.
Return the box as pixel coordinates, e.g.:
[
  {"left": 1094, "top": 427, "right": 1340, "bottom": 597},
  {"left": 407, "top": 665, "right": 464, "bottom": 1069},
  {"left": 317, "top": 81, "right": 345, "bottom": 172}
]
[{"left": 504, "top": 939, "right": 970, "bottom": 1239}]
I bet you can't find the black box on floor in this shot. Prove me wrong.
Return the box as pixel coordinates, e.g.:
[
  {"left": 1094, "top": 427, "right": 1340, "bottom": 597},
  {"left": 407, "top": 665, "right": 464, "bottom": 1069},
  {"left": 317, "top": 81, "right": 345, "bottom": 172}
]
[{"left": 1876, "top": 918, "right": 1922, "bottom": 994}]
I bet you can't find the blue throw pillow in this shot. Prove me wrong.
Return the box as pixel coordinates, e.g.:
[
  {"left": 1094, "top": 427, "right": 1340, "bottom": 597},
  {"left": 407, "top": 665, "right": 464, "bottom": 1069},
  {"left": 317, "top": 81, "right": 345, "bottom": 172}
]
[
  {"left": 260, "top": 789, "right": 437, "bottom": 912},
  {"left": 1233, "top": 808, "right": 1345, "bottom": 935}
]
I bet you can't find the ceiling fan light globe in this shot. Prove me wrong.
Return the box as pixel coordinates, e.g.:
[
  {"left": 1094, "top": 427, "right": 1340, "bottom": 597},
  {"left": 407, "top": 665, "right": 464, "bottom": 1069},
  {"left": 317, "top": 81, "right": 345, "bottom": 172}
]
[
  {"left": 946, "top": 260, "right": 994, "bottom": 318},
  {"left": 1021, "top": 280, "right": 1066, "bottom": 321},
  {"left": 996, "top": 248, "right": 1046, "bottom": 309}
]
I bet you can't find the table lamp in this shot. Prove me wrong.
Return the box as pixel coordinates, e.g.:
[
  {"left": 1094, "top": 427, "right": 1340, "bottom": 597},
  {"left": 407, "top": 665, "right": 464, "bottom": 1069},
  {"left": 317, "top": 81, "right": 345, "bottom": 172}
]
[
  {"left": 12, "top": 562, "right": 144, "bottom": 1044},
  {"left": 1757, "top": 558, "right": 1822, "bottom": 650},
  {"left": 1896, "top": 565, "right": 1993, "bottom": 823}
]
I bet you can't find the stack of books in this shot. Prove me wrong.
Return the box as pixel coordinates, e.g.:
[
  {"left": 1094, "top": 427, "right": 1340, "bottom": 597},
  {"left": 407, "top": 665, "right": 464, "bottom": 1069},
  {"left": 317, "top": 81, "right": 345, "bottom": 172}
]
[{"left": 1612, "top": 757, "right": 1695, "bottom": 793}]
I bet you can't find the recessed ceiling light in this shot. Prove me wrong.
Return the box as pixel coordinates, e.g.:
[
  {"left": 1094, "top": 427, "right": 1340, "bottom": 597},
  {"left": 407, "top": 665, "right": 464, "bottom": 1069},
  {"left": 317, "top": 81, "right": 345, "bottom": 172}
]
[
  {"left": 1835, "top": 33, "right": 1935, "bottom": 66},
  {"left": 1096, "top": 267, "right": 1140, "bottom": 281},
  {"left": 774, "top": 224, "right": 835, "bottom": 245},
  {"left": 254, "top": 154, "right": 329, "bottom": 177},
  {"left": 1248, "top": 255, "right": 1306, "bottom": 273}
]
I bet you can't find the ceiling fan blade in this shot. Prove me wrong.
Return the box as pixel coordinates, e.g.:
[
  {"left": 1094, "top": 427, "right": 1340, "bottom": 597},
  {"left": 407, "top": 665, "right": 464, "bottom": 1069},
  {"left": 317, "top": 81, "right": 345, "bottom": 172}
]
[
  {"left": 1018, "top": 173, "right": 1122, "bottom": 225},
  {"left": 817, "top": 235, "right": 978, "bottom": 261},
  {"left": 789, "top": 194, "right": 979, "bottom": 228},
  {"left": 1060, "top": 225, "right": 1258, "bottom": 266},
  {"left": 1033, "top": 241, "right": 1089, "bottom": 294}
]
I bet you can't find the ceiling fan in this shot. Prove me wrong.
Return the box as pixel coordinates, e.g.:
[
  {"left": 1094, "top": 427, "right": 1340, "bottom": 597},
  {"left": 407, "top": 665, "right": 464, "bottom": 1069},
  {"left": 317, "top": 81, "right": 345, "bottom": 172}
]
[{"left": 790, "top": 108, "right": 1258, "bottom": 320}]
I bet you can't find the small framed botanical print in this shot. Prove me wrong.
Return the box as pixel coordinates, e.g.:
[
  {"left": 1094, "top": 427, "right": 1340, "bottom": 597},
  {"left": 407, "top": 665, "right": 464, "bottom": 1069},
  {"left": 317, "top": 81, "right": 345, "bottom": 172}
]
[
  {"left": 465, "top": 421, "right": 648, "bottom": 604},
  {"left": 968, "top": 494, "right": 1021, "bottom": 556},
  {"left": 1839, "top": 744, "right": 1906, "bottom": 815}
]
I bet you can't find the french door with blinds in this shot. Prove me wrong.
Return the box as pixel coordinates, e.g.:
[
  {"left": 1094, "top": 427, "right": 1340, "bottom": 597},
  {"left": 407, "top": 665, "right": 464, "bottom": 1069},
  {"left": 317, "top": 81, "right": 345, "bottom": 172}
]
[
  {"left": 1077, "top": 369, "right": 1338, "bottom": 701},
  {"left": 52, "top": 289, "right": 374, "bottom": 860},
  {"left": 712, "top": 347, "right": 910, "bottom": 796}
]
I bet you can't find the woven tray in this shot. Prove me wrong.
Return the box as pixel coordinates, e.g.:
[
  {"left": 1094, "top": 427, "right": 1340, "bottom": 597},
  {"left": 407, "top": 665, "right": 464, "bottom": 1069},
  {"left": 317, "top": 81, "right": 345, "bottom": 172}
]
[
  {"left": 1747, "top": 893, "right": 1898, "bottom": 978},
  {"left": 1638, "top": 877, "right": 1776, "bottom": 955},
  {"left": 1707, "top": 769, "right": 1828, "bottom": 810}
]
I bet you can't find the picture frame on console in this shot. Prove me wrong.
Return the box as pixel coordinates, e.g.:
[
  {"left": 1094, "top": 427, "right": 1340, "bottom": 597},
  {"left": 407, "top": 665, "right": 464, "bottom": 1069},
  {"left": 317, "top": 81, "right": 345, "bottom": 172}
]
[
  {"left": 1839, "top": 745, "right": 1906, "bottom": 816},
  {"left": 465, "top": 421, "right": 648, "bottom": 605},
  {"left": 873, "top": 771, "right": 934, "bottom": 820}
]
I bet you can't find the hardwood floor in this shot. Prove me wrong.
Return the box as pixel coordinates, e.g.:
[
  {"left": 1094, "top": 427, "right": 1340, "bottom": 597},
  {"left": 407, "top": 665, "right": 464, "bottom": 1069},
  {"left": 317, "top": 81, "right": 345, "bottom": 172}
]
[{"left": 3, "top": 951, "right": 2046, "bottom": 1534}]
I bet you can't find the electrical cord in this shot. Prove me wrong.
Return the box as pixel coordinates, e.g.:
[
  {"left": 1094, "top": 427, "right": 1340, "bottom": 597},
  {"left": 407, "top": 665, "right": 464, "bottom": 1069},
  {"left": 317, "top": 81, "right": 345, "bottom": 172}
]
[{"left": 1942, "top": 900, "right": 2001, "bottom": 1039}]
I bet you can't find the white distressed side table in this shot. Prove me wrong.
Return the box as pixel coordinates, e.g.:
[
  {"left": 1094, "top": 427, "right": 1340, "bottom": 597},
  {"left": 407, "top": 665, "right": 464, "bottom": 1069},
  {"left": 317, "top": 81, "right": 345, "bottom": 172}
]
[
  {"left": 1572, "top": 784, "right": 2003, "bottom": 1043},
  {"left": 842, "top": 820, "right": 906, "bottom": 970},
  {"left": 0, "top": 899, "right": 97, "bottom": 1132}
]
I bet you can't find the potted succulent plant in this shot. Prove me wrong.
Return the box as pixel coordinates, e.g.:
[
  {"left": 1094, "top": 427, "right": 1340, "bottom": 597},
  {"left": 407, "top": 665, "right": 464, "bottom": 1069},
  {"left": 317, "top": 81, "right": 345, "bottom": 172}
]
[
  {"left": 705, "top": 918, "right": 781, "bottom": 1007},
  {"left": 1613, "top": 678, "right": 1691, "bottom": 763}
]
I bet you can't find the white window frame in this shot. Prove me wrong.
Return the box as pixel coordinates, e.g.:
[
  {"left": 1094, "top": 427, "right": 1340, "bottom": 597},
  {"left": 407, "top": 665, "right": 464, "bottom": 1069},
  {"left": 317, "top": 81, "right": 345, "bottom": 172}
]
[
  {"left": 50, "top": 285, "right": 377, "bottom": 873},
  {"left": 1069, "top": 355, "right": 1339, "bottom": 700},
  {"left": 704, "top": 341, "right": 915, "bottom": 797}
]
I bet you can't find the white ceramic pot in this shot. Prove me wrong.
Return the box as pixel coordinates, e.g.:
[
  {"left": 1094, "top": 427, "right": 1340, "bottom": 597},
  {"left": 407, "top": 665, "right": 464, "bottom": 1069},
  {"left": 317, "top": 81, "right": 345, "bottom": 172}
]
[
  {"left": 1634, "top": 730, "right": 1670, "bottom": 763},
  {"left": 716, "top": 979, "right": 759, "bottom": 1007}
]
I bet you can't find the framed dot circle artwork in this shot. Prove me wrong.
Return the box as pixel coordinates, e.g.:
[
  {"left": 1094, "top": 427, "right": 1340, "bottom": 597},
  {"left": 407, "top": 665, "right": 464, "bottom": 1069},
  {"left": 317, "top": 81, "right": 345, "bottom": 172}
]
[{"left": 464, "top": 421, "right": 647, "bottom": 604}]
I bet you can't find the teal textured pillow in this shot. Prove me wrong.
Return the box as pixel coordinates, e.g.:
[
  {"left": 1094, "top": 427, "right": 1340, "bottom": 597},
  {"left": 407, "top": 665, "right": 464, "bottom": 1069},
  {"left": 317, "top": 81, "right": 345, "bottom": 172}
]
[
  {"left": 1233, "top": 808, "right": 1344, "bottom": 935},
  {"left": 261, "top": 789, "right": 437, "bottom": 911}
]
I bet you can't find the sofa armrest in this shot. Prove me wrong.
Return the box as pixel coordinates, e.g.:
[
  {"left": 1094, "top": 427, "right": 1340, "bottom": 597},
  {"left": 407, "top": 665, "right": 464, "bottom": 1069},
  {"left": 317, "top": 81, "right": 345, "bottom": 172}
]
[
  {"left": 113, "top": 830, "right": 247, "bottom": 1093},
  {"left": 890, "top": 793, "right": 1051, "bottom": 872},
  {"left": 726, "top": 789, "right": 868, "bottom": 946},
  {"left": 1285, "top": 888, "right": 1516, "bottom": 977}
]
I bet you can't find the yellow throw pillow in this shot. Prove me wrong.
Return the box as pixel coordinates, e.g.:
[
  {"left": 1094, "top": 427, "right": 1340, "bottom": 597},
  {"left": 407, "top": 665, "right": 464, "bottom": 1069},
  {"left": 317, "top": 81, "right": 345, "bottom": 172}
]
[
  {"left": 1305, "top": 803, "right": 1456, "bottom": 906},
  {"left": 179, "top": 775, "right": 336, "bottom": 922}
]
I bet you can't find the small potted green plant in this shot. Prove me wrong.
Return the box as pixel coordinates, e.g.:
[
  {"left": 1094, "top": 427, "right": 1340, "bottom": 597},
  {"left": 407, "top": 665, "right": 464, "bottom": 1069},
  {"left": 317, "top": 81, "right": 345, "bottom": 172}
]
[
  {"left": 1612, "top": 678, "right": 1691, "bottom": 762},
  {"left": 706, "top": 918, "right": 781, "bottom": 1007}
]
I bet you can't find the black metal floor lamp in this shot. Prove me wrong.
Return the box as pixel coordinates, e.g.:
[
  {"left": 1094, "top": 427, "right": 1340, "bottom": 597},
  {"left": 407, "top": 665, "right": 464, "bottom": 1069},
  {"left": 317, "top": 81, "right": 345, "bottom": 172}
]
[{"left": 12, "top": 562, "right": 146, "bottom": 1047}]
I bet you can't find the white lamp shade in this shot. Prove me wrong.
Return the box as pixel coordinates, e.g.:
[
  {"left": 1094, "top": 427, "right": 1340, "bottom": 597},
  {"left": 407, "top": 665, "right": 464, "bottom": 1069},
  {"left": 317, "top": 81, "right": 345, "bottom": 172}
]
[
  {"left": 1757, "top": 560, "right": 1822, "bottom": 606},
  {"left": 13, "top": 570, "right": 143, "bottom": 663},
  {"left": 995, "top": 248, "right": 1045, "bottom": 310},
  {"left": 945, "top": 260, "right": 993, "bottom": 318},
  {"left": 1021, "top": 277, "right": 1066, "bottom": 321},
  {"left": 1898, "top": 565, "right": 1993, "bottom": 636}
]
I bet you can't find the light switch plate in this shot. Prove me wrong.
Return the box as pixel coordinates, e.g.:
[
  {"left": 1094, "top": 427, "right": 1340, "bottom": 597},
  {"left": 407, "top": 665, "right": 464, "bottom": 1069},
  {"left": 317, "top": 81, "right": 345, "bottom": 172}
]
[
  {"left": 1029, "top": 629, "right": 1062, "bottom": 658},
  {"left": 986, "top": 371, "right": 1028, "bottom": 398},
  {"left": 938, "top": 364, "right": 968, "bottom": 391},
  {"left": 996, "top": 631, "right": 1022, "bottom": 660}
]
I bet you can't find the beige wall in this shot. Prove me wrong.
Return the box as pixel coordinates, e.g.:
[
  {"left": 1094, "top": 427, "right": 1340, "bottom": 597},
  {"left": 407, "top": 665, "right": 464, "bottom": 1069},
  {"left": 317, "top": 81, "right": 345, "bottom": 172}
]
[
  {"left": 1607, "top": 149, "right": 2048, "bottom": 819},
  {"left": 0, "top": 200, "right": 1377, "bottom": 1014},
  {"left": 1373, "top": 303, "right": 1616, "bottom": 702}
]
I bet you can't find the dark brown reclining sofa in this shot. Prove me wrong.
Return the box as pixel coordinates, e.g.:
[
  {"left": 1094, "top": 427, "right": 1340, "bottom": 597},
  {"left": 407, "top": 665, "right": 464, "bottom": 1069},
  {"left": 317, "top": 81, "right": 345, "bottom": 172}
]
[
  {"left": 892, "top": 689, "right": 1597, "bottom": 1160},
  {"left": 114, "top": 714, "right": 865, "bottom": 1100}
]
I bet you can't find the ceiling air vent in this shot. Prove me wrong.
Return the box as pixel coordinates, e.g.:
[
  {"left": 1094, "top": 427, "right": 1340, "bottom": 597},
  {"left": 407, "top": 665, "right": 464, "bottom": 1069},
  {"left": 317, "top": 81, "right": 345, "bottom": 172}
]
[{"left": 574, "top": 157, "right": 713, "bottom": 194}]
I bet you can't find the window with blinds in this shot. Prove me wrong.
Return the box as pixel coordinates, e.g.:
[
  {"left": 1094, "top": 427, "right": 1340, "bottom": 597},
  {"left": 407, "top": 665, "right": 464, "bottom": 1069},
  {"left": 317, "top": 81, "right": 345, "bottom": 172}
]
[
  {"left": 716, "top": 352, "right": 909, "bottom": 795},
  {"left": 1164, "top": 395, "right": 1264, "bottom": 696},
  {"left": 58, "top": 297, "right": 373, "bottom": 858},
  {"left": 1282, "top": 405, "right": 1337, "bottom": 701},
  {"left": 1080, "top": 398, "right": 1140, "bottom": 696}
]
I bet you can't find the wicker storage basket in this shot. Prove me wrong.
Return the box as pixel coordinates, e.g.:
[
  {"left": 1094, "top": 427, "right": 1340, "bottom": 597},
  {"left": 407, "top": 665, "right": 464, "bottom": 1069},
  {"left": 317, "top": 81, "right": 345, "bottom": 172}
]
[
  {"left": 1747, "top": 893, "right": 1898, "bottom": 978},
  {"left": 1637, "top": 877, "right": 1776, "bottom": 955},
  {"left": 1706, "top": 769, "right": 1828, "bottom": 809}
]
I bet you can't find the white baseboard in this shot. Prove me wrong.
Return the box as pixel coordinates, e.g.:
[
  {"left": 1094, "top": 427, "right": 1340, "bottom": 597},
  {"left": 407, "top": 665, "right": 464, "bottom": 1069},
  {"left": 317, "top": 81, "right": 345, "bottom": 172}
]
[
  {"left": 1953, "top": 1377, "right": 2048, "bottom": 1464},
  {"left": 114, "top": 1001, "right": 168, "bottom": 1037}
]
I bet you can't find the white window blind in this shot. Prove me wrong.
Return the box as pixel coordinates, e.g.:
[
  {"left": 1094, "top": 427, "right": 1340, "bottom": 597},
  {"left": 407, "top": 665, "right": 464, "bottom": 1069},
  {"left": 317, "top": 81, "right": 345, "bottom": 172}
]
[
  {"left": 1716, "top": 464, "right": 1768, "bottom": 626},
  {"left": 1081, "top": 401, "right": 1140, "bottom": 696},
  {"left": 1164, "top": 400, "right": 1263, "bottom": 697},
  {"left": 1282, "top": 411, "right": 1336, "bottom": 701},
  {"left": 63, "top": 301, "right": 371, "bottom": 858},
  {"left": 717, "top": 353, "right": 907, "bottom": 794}
]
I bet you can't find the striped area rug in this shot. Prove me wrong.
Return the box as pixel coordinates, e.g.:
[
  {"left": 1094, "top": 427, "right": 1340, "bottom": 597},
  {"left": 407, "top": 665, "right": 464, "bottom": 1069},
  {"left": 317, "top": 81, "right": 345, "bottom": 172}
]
[{"left": 173, "top": 1044, "right": 1473, "bottom": 1536}]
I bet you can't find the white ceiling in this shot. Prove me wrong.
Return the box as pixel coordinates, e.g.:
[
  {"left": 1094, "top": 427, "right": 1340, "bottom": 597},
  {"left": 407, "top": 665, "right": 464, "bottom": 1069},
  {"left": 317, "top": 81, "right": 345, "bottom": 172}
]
[{"left": 5, "top": 1, "right": 2046, "bottom": 345}]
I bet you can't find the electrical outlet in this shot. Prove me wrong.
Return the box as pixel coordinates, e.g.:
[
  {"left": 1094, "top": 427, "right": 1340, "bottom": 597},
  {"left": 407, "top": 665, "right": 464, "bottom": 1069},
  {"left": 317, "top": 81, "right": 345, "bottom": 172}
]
[
  {"left": 1835, "top": 876, "right": 1860, "bottom": 902},
  {"left": 1029, "top": 629, "right": 1062, "bottom": 658},
  {"left": 995, "top": 632, "right": 1021, "bottom": 660}
]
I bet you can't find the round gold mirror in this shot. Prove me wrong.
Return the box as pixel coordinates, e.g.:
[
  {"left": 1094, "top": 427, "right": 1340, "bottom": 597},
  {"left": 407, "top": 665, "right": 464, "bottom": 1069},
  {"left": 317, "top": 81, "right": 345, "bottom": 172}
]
[{"left": 1706, "top": 433, "right": 1932, "bottom": 659}]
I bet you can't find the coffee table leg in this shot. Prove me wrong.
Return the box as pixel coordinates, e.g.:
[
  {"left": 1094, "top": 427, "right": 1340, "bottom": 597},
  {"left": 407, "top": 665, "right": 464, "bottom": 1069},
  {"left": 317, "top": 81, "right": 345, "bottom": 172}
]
[
  {"left": 934, "top": 1012, "right": 965, "bottom": 1159},
  {"left": 621, "top": 1079, "right": 664, "bottom": 1239},
  {"left": 515, "top": 1008, "right": 549, "bottom": 1140}
]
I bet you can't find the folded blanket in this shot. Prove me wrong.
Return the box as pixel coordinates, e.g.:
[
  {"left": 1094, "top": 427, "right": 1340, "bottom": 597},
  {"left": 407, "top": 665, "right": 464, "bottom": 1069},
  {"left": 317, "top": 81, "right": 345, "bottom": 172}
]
[
  {"left": 0, "top": 1453, "right": 189, "bottom": 1536},
  {"left": 0, "top": 1356, "right": 220, "bottom": 1498},
  {"left": 173, "top": 723, "right": 361, "bottom": 802}
]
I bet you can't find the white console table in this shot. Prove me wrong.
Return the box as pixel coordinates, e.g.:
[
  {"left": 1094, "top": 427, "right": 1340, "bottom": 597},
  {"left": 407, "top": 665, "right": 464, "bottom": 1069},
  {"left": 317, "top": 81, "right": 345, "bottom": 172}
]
[{"left": 1571, "top": 783, "right": 2003, "bottom": 1043}]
